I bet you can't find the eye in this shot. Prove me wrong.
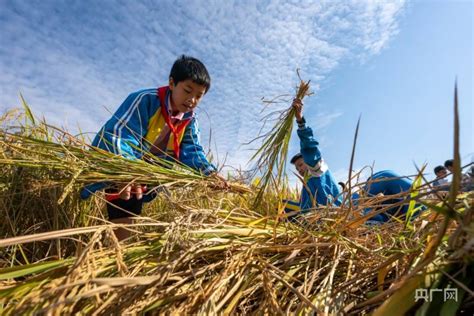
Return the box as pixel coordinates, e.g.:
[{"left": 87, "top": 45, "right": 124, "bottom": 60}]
[{"left": 184, "top": 89, "right": 191, "bottom": 94}]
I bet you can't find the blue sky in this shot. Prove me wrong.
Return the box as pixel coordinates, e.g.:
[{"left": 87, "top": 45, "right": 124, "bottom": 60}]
[{"left": 0, "top": 0, "right": 472, "bottom": 185}]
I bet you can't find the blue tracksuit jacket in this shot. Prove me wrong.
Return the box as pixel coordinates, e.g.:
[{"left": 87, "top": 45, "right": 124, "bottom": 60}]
[
  {"left": 297, "top": 124, "right": 341, "bottom": 212},
  {"left": 81, "top": 87, "right": 216, "bottom": 199}
]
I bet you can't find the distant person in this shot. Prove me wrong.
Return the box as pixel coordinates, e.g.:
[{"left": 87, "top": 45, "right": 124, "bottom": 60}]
[
  {"left": 338, "top": 181, "right": 347, "bottom": 203},
  {"left": 444, "top": 159, "right": 473, "bottom": 191},
  {"left": 465, "top": 165, "right": 474, "bottom": 191},
  {"left": 444, "top": 159, "right": 454, "bottom": 173},
  {"left": 338, "top": 182, "right": 346, "bottom": 192},
  {"left": 284, "top": 98, "right": 341, "bottom": 218},
  {"left": 337, "top": 181, "right": 361, "bottom": 206},
  {"left": 461, "top": 163, "right": 474, "bottom": 191},
  {"left": 433, "top": 165, "right": 449, "bottom": 188}
]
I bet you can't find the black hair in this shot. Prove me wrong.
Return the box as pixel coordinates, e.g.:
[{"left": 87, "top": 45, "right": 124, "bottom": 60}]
[
  {"left": 290, "top": 153, "right": 303, "bottom": 164},
  {"left": 169, "top": 55, "right": 211, "bottom": 92},
  {"left": 434, "top": 165, "right": 446, "bottom": 174},
  {"left": 444, "top": 159, "right": 454, "bottom": 168},
  {"left": 338, "top": 182, "right": 346, "bottom": 190}
]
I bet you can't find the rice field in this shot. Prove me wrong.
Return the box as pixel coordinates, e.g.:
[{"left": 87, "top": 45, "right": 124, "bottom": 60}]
[{"left": 0, "top": 88, "right": 472, "bottom": 315}]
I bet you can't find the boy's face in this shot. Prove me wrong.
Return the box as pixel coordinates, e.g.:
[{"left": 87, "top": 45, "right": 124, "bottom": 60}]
[
  {"left": 436, "top": 169, "right": 448, "bottom": 178},
  {"left": 294, "top": 158, "right": 308, "bottom": 177},
  {"left": 169, "top": 78, "right": 206, "bottom": 113}
]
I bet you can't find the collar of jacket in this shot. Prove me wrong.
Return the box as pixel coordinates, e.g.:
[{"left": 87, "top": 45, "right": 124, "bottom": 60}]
[{"left": 161, "top": 86, "right": 195, "bottom": 121}]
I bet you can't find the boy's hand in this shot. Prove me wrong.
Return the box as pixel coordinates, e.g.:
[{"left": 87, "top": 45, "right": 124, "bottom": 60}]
[
  {"left": 210, "top": 173, "right": 230, "bottom": 190},
  {"left": 292, "top": 98, "right": 304, "bottom": 122},
  {"left": 118, "top": 184, "right": 144, "bottom": 200}
]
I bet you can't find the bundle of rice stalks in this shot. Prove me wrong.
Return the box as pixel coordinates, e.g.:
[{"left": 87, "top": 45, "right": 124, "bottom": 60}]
[
  {"left": 0, "top": 110, "right": 250, "bottom": 202},
  {"left": 249, "top": 70, "right": 312, "bottom": 210},
  {"left": 0, "top": 106, "right": 248, "bottom": 264}
]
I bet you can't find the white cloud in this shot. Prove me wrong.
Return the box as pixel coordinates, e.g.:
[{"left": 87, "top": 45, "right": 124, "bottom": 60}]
[{"left": 0, "top": 0, "right": 407, "bottom": 177}]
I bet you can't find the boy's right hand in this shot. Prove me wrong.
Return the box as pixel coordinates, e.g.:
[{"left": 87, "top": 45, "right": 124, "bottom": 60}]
[
  {"left": 209, "top": 173, "right": 230, "bottom": 190},
  {"left": 292, "top": 98, "right": 304, "bottom": 122}
]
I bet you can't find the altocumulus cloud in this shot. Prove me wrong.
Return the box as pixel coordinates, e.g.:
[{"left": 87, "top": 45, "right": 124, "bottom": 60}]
[{"left": 0, "top": 0, "right": 406, "bottom": 171}]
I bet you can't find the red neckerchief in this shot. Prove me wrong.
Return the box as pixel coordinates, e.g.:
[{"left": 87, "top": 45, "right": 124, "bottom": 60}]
[{"left": 157, "top": 86, "right": 192, "bottom": 159}]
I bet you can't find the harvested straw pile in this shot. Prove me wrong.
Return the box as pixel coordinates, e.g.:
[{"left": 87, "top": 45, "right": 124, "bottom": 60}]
[
  {"left": 0, "top": 91, "right": 473, "bottom": 314},
  {"left": 1, "top": 190, "right": 472, "bottom": 314}
]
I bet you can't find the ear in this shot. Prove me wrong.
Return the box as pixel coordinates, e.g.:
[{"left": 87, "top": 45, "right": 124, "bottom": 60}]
[{"left": 169, "top": 77, "right": 175, "bottom": 90}]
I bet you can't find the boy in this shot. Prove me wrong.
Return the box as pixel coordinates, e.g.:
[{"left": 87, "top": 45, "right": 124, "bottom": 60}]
[
  {"left": 444, "top": 159, "right": 454, "bottom": 173},
  {"left": 286, "top": 98, "right": 341, "bottom": 217},
  {"left": 84, "top": 55, "right": 226, "bottom": 240},
  {"left": 433, "top": 165, "right": 449, "bottom": 188},
  {"left": 444, "top": 159, "right": 473, "bottom": 191},
  {"left": 357, "top": 170, "right": 421, "bottom": 222}
]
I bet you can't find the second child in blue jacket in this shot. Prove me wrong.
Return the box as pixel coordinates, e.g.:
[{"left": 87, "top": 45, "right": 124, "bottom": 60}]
[
  {"left": 287, "top": 98, "right": 341, "bottom": 216},
  {"left": 359, "top": 170, "right": 416, "bottom": 222}
]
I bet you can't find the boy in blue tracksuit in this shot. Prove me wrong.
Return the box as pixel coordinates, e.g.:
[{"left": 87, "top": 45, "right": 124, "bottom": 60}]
[
  {"left": 83, "top": 55, "right": 227, "bottom": 240},
  {"left": 285, "top": 98, "right": 341, "bottom": 218},
  {"left": 357, "top": 170, "right": 417, "bottom": 222}
]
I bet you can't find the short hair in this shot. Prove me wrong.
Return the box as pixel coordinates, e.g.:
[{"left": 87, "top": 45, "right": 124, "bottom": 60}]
[
  {"left": 338, "top": 182, "right": 346, "bottom": 190},
  {"left": 434, "top": 165, "right": 446, "bottom": 174},
  {"left": 169, "top": 55, "right": 211, "bottom": 92},
  {"left": 444, "top": 159, "right": 454, "bottom": 168},
  {"left": 290, "top": 153, "right": 303, "bottom": 164}
]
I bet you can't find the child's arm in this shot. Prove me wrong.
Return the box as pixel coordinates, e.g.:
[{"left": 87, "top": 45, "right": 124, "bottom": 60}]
[
  {"left": 297, "top": 124, "right": 323, "bottom": 169},
  {"left": 293, "top": 102, "right": 326, "bottom": 177},
  {"left": 179, "top": 117, "right": 217, "bottom": 175},
  {"left": 82, "top": 91, "right": 153, "bottom": 200},
  {"left": 92, "top": 90, "right": 154, "bottom": 159}
]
